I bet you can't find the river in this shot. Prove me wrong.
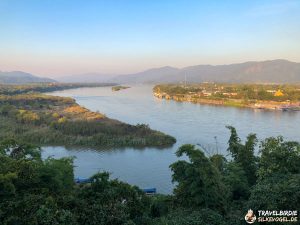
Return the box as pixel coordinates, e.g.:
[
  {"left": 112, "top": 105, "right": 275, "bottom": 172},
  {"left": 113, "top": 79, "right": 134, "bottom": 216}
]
[{"left": 42, "top": 85, "right": 300, "bottom": 194}]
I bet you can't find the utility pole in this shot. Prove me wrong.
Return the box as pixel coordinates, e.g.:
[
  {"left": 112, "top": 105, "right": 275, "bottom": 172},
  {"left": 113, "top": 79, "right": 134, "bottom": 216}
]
[
  {"left": 197, "top": 143, "right": 211, "bottom": 157},
  {"left": 214, "top": 136, "right": 219, "bottom": 154}
]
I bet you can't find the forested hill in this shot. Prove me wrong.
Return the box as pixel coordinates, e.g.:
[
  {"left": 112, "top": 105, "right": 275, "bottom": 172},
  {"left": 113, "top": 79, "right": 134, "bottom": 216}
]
[
  {"left": 0, "top": 71, "right": 56, "bottom": 84},
  {"left": 109, "top": 59, "right": 300, "bottom": 84}
]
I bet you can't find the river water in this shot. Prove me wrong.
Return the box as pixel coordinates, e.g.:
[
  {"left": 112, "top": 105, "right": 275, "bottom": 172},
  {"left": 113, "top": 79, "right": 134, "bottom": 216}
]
[{"left": 42, "top": 85, "right": 300, "bottom": 193}]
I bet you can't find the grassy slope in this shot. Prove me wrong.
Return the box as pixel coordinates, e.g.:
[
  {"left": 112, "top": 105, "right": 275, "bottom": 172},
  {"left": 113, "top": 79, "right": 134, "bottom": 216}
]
[{"left": 0, "top": 93, "right": 176, "bottom": 148}]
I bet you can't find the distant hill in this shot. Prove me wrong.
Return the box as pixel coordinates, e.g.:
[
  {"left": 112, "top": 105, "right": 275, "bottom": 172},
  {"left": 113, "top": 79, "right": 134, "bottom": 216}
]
[
  {"left": 58, "top": 67, "right": 180, "bottom": 84},
  {"left": 109, "top": 59, "right": 300, "bottom": 84},
  {"left": 110, "top": 66, "right": 180, "bottom": 84},
  {"left": 58, "top": 73, "right": 117, "bottom": 83},
  {"left": 0, "top": 71, "right": 56, "bottom": 84},
  {"left": 8, "top": 59, "right": 299, "bottom": 85}
]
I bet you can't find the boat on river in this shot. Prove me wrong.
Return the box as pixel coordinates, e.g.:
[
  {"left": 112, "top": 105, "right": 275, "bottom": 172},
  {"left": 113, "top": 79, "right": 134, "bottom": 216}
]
[
  {"left": 74, "top": 178, "right": 156, "bottom": 194},
  {"left": 281, "top": 105, "right": 300, "bottom": 111}
]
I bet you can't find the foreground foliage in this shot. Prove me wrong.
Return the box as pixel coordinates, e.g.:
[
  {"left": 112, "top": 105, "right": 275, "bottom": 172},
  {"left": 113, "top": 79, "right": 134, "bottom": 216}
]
[
  {"left": 0, "top": 140, "right": 150, "bottom": 225},
  {"left": 0, "top": 126, "right": 299, "bottom": 224}
]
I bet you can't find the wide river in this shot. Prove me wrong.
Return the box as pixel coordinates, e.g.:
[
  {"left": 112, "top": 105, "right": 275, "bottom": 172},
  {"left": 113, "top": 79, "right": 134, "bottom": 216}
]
[{"left": 43, "top": 85, "right": 300, "bottom": 194}]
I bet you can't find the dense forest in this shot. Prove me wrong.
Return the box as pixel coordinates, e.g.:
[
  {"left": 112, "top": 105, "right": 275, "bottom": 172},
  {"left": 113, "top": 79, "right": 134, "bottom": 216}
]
[
  {"left": 0, "top": 84, "right": 175, "bottom": 148},
  {"left": 1, "top": 127, "right": 299, "bottom": 224}
]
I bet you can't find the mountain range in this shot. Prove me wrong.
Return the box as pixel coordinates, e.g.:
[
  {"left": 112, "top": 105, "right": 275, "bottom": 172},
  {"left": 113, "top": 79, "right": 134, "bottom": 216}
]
[
  {"left": 2, "top": 59, "right": 300, "bottom": 84},
  {"left": 57, "top": 59, "right": 300, "bottom": 84},
  {"left": 0, "top": 71, "right": 56, "bottom": 84},
  {"left": 108, "top": 59, "right": 300, "bottom": 84}
]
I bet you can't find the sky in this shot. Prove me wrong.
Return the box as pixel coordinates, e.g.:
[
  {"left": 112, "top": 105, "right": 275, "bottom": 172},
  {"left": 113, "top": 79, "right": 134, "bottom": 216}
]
[{"left": 0, "top": 0, "right": 300, "bottom": 78}]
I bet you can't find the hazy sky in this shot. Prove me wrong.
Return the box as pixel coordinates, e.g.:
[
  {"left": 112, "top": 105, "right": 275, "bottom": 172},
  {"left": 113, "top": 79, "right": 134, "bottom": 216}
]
[{"left": 1, "top": 0, "right": 300, "bottom": 78}]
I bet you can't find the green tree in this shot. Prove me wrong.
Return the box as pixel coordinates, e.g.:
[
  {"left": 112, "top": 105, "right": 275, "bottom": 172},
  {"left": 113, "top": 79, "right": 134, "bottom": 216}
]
[
  {"left": 151, "top": 208, "right": 227, "bottom": 225},
  {"left": 210, "top": 154, "right": 227, "bottom": 173},
  {"left": 248, "top": 173, "right": 300, "bottom": 220},
  {"left": 226, "top": 126, "right": 258, "bottom": 186},
  {"left": 170, "top": 144, "right": 228, "bottom": 213},
  {"left": 0, "top": 139, "right": 75, "bottom": 225},
  {"left": 73, "top": 172, "right": 150, "bottom": 225},
  {"left": 258, "top": 136, "right": 300, "bottom": 179},
  {"left": 223, "top": 162, "right": 249, "bottom": 201},
  {"left": 0, "top": 139, "right": 41, "bottom": 160},
  {"left": 247, "top": 137, "right": 300, "bottom": 220}
]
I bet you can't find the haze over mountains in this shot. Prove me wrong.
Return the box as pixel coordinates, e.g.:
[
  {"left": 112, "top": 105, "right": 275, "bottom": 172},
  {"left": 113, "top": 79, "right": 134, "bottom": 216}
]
[
  {"left": 0, "top": 71, "right": 56, "bottom": 84},
  {"left": 58, "top": 59, "right": 300, "bottom": 84},
  {"left": 1, "top": 60, "right": 300, "bottom": 84},
  {"left": 108, "top": 59, "right": 300, "bottom": 84}
]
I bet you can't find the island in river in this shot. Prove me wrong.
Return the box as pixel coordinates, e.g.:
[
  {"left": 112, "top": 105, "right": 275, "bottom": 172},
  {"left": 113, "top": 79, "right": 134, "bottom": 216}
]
[
  {"left": 153, "top": 83, "right": 300, "bottom": 111},
  {"left": 0, "top": 83, "right": 176, "bottom": 148},
  {"left": 112, "top": 85, "right": 130, "bottom": 91}
]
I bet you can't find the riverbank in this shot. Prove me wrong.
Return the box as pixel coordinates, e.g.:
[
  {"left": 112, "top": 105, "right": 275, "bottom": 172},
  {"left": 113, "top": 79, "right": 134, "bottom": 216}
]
[
  {"left": 0, "top": 84, "right": 176, "bottom": 148},
  {"left": 153, "top": 84, "right": 300, "bottom": 111},
  {"left": 0, "top": 82, "right": 117, "bottom": 95}
]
